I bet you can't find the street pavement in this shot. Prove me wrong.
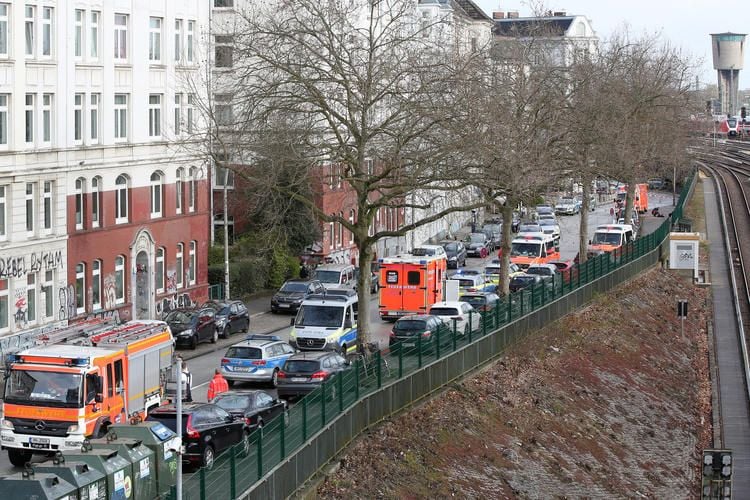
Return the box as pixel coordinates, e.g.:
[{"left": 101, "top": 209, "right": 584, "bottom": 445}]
[{"left": 0, "top": 189, "right": 676, "bottom": 476}]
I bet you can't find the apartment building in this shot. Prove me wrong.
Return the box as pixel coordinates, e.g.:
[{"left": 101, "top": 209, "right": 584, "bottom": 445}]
[{"left": 0, "top": 0, "right": 210, "bottom": 336}]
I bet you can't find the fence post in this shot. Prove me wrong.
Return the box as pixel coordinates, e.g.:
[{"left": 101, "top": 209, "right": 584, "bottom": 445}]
[
  {"left": 321, "top": 385, "right": 327, "bottom": 426},
  {"left": 495, "top": 300, "right": 500, "bottom": 327},
  {"left": 280, "top": 413, "right": 286, "bottom": 459},
  {"left": 256, "top": 429, "right": 263, "bottom": 479},
  {"left": 482, "top": 311, "right": 487, "bottom": 337},
  {"left": 354, "top": 358, "right": 360, "bottom": 400},
  {"left": 302, "top": 397, "right": 308, "bottom": 441},
  {"left": 338, "top": 373, "right": 344, "bottom": 412},
  {"left": 437, "top": 324, "right": 443, "bottom": 360},
  {"left": 398, "top": 344, "right": 403, "bottom": 378},
  {"left": 376, "top": 350, "right": 382, "bottom": 389},
  {"left": 418, "top": 333, "right": 423, "bottom": 368},
  {"left": 507, "top": 295, "right": 512, "bottom": 322},
  {"left": 453, "top": 317, "right": 458, "bottom": 351},
  {"left": 200, "top": 464, "right": 207, "bottom": 500},
  {"left": 230, "top": 444, "right": 237, "bottom": 499}
]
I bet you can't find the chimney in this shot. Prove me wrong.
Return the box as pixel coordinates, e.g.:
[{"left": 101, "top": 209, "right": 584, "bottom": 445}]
[
  {"left": 507, "top": 11, "right": 519, "bottom": 19},
  {"left": 493, "top": 11, "right": 505, "bottom": 19},
  {"left": 553, "top": 11, "right": 566, "bottom": 16}
]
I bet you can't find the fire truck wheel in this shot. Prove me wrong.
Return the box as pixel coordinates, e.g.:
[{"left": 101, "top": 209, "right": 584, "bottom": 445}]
[{"left": 8, "top": 449, "right": 32, "bottom": 467}]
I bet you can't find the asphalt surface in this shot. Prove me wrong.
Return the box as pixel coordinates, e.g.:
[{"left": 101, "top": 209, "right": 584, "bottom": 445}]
[{"left": 0, "top": 191, "right": 677, "bottom": 477}]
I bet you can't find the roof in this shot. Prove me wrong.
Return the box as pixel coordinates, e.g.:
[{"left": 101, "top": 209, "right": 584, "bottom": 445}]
[
  {"left": 21, "top": 344, "right": 119, "bottom": 360},
  {"left": 287, "top": 351, "right": 333, "bottom": 360},
  {"left": 494, "top": 17, "right": 574, "bottom": 37},
  {"left": 452, "top": 0, "right": 492, "bottom": 21},
  {"left": 230, "top": 336, "right": 285, "bottom": 348}
]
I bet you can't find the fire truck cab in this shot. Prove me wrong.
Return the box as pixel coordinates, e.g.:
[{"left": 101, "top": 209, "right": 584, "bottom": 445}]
[
  {"left": 510, "top": 233, "right": 559, "bottom": 269},
  {"left": 587, "top": 224, "right": 635, "bottom": 257},
  {"left": 378, "top": 246, "right": 448, "bottom": 321}
]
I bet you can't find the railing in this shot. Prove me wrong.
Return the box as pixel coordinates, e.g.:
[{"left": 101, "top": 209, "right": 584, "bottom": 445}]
[
  {"left": 174, "top": 171, "right": 696, "bottom": 500},
  {"left": 208, "top": 284, "right": 225, "bottom": 301}
]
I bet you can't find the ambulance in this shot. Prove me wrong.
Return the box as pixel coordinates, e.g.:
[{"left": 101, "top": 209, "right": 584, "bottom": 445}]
[
  {"left": 378, "top": 245, "right": 448, "bottom": 320},
  {"left": 615, "top": 183, "right": 648, "bottom": 214},
  {"left": 509, "top": 233, "right": 559, "bottom": 269},
  {"left": 587, "top": 224, "right": 635, "bottom": 257}
]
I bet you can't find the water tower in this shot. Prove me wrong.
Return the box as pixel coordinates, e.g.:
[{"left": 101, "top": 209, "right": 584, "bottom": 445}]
[{"left": 711, "top": 33, "right": 746, "bottom": 117}]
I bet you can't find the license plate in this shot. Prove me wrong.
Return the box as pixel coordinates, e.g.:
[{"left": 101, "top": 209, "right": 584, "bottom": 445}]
[
  {"left": 291, "top": 377, "right": 307, "bottom": 382},
  {"left": 30, "top": 437, "right": 49, "bottom": 448},
  {"left": 279, "top": 304, "right": 290, "bottom": 308},
  {"left": 232, "top": 367, "right": 251, "bottom": 372}
]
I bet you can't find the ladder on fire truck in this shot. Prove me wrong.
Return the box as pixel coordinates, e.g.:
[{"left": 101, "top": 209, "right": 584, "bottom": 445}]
[{"left": 90, "top": 321, "right": 169, "bottom": 346}]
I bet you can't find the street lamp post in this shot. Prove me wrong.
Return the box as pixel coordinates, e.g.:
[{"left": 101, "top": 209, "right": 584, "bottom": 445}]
[{"left": 470, "top": 209, "right": 477, "bottom": 233}]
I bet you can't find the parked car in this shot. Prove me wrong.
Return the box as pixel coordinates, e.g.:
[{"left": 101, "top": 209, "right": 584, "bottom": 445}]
[
  {"left": 277, "top": 351, "right": 352, "bottom": 400},
  {"left": 440, "top": 240, "right": 467, "bottom": 268},
  {"left": 549, "top": 260, "right": 578, "bottom": 284},
  {"left": 535, "top": 205, "right": 555, "bottom": 218},
  {"left": 450, "top": 271, "right": 496, "bottom": 294},
  {"left": 481, "top": 224, "right": 502, "bottom": 251},
  {"left": 555, "top": 197, "right": 580, "bottom": 215},
  {"left": 537, "top": 213, "right": 557, "bottom": 223},
  {"left": 212, "top": 390, "right": 288, "bottom": 431},
  {"left": 204, "top": 300, "right": 250, "bottom": 338},
  {"left": 484, "top": 260, "right": 524, "bottom": 284},
  {"left": 526, "top": 263, "right": 559, "bottom": 285},
  {"left": 465, "top": 233, "right": 491, "bottom": 258},
  {"left": 166, "top": 307, "right": 219, "bottom": 349},
  {"left": 146, "top": 403, "right": 248, "bottom": 469},
  {"left": 518, "top": 222, "right": 543, "bottom": 235},
  {"left": 508, "top": 273, "right": 544, "bottom": 293},
  {"left": 459, "top": 291, "right": 501, "bottom": 312},
  {"left": 428, "top": 300, "right": 481, "bottom": 336},
  {"left": 221, "top": 335, "right": 297, "bottom": 388},
  {"left": 271, "top": 279, "right": 325, "bottom": 313},
  {"left": 537, "top": 218, "right": 561, "bottom": 243},
  {"left": 389, "top": 315, "right": 448, "bottom": 353}
]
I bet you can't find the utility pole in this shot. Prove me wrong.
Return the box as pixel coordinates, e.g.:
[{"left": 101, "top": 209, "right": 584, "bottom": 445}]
[
  {"left": 174, "top": 357, "right": 183, "bottom": 500},
  {"left": 223, "top": 169, "right": 230, "bottom": 300}
]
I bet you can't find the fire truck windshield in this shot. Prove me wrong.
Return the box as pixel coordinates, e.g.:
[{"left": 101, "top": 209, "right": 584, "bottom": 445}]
[
  {"left": 4, "top": 370, "right": 83, "bottom": 407},
  {"left": 511, "top": 242, "right": 542, "bottom": 257},
  {"left": 295, "top": 305, "right": 344, "bottom": 328},
  {"left": 591, "top": 232, "right": 623, "bottom": 246}
]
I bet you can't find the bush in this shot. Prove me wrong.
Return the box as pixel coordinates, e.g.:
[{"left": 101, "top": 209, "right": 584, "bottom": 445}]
[
  {"left": 208, "top": 245, "right": 225, "bottom": 266},
  {"left": 207, "top": 265, "right": 225, "bottom": 286},
  {"left": 230, "top": 258, "right": 268, "bottom": 297}
]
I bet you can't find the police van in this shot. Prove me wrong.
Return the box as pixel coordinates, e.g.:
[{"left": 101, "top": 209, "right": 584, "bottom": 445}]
[{"left": 289, "top": 289, "right": 358, "bottom": 354}]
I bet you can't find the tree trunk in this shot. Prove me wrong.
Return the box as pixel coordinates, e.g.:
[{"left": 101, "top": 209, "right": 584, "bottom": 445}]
[
  {"left": 624, "top": 181, "right": 636, "bottom": 227},
  {"left": 500, "top": 202, "right": 514, "bottom": 296},
  {"left": 355, "top": 239, "right": 374, "bottom": 349},
  {"left": 578, "top": 174, "right": 593, "bottom": 264}
]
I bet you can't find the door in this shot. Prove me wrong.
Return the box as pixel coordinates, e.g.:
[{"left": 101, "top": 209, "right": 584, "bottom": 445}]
[
  {"left": 401, "top": 264, "right": 425, "bottom": 314},
  {"left": 379, "top": 264, "right": 403, "bottom": 314},
  {"left": 200, "top": 310, "right": 215, "bottom": 341},
  {"left": 135, "top": 251, "right": 150, "bottom": 320}
]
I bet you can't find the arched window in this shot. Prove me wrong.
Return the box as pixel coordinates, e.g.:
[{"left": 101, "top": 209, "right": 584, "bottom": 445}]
[
  {"left": 338, "top": 211, "right": 343, "bottom": 247},
  {"left": 189, "top": 241, "right": 196, "bottom": 285},
  {"left": 92, "top": 259, "right": 101, "bottom": 310},
  {"left": 188, "top": 167, "right": 196, "bottom": 212},
  {"left": 75, "top": 263, "right": 86, "bottom": 314},
  {"left": 156, "top": 247, "right": 165, "bottom": 293},
  {"left": 150, "top": 171, "right": 163, "bottom": 218},
  {"left": 115, "top": 255, "right": 125, "bottom": 304},
  {"left": 74, "top": 177, "right": 85, "bottom": 229},
  {"left": 175, "top": 168, "right": 184, "bottom": 214},
  {"left": 115, "top": 174, "right": 129, "bottom": 223},
  {"left": 176, "top": 243, "right": 184, "bottom": 288},
  {"left": 91, "top": 176, "right": 101, "bottom": 228},
  {"left": 349, "top": 209, "right": 355, "bottom": 244}
]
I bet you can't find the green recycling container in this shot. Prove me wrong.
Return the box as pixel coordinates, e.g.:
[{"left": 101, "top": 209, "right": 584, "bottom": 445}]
[
  {"left": 62, "top": 445, "right": 133, "bottom": 500},
  {"left": 107, "top": 421, "right": 180, "bottom": 498},
  {"left": 34, "top": 454, "right": 108, "bottom": 500},
  {"left": 89, "top": 433, "right": 156, "bottom": 500},
  {"left": 0, "top": 470, "right": 77, "bottom": 500}
]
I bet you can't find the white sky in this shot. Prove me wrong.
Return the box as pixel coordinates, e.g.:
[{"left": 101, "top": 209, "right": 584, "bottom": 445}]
[{"left": 474, "top": 0, "right": 750, "bottom": 89}]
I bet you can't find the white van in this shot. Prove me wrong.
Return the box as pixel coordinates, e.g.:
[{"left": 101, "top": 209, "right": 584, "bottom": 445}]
[
  {"left": 314, "top": 264, "right": 356, "bottom": 290},
  {"left": 289, "top": 289, "right": 358, "bottom": 353}
]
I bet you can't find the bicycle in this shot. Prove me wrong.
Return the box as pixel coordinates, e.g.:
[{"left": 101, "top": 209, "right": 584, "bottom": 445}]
[{"left": 349, "top": 342, "right": 391, "bottom": 378}]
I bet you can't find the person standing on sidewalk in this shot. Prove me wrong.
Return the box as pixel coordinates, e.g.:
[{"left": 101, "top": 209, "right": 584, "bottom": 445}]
[
  {"left": 181, "top": 360, "right": 193, "bottom": 402},
  {"left": 207, "top": 369, "right": 229, "bottom": 402}
]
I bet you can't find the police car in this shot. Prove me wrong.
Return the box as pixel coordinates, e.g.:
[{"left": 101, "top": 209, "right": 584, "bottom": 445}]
[
  {"left": 450, "top": 270, "right": 496, "bottom": 294},
  {"left": 289, "top": 289, "right": 359, "bottom": 354},
  {"left": 484, "top": 260, "right": 524, "bottom": 285},
  {"left": 220, "top": 335, "right": 297, "bottom": 388}
]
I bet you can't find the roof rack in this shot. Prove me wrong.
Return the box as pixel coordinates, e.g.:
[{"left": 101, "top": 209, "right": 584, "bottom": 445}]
[
  {"left": 245, "top": 334, "right": 281, "bottom": 342},
  {"left": 91, "top": 321, "right": 169, "bottom": 346},
  {"left": 306, "top": 292, "right": 356, "bottom": 302}
]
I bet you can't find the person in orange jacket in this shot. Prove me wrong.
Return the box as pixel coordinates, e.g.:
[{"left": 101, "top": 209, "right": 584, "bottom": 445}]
[{"left": 207, "top": 369, "right": 229, "bottom": 402}]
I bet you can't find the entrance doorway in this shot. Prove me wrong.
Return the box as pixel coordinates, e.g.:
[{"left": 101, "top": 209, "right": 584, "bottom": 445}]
[{"left": 135, "top": 250, "right": 150, "bottom": 319}]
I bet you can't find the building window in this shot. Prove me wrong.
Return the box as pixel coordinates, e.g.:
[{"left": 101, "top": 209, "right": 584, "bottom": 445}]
[
  {"left": 188, "top": 167, "right": 196, "bottom": 212},
  {"left": 27, "top": 274, "right": 36, "bottom": 325},
  {"left": 0, "top": 94, "right": 8, "bottom": 145},
  {"left": 187, "top": 21, "right": 194, "bottom": 63},
  {"left": 41, "top": 7, "right": 52, "bottom": 57},
  {"left": 338, "top": 212, "right": 344, "bottom": 247},
  {"left": 91, "top": 176, "right": 100, "bottom": 228},
  {"left": 215, "top": 94, "right": 233, "bottom": 126},
  {"left": 115, "top": 255, "right": 125, "bottom": 304},
  {"left": 90, "top": 11, "right": 99, "bottom": 59},
  {"left": 174, "top": 19, "right": 182, "bottom": 62},
  {"left": 74, "top": 9, "right": 83, "bottom": 58},
  {"left": 42, "top": 270, "right": 53, "bottom": 319},
  {"left": 175, "top": 168, "right": 184, "bottom": 214},
  {"left": 24, "top": 93, "right": 34, "bottom": 144},
  {"left": 189, "top": 241, "right": 196, "bottom": 285},
  {"left": 174, "top": 93, "right": 182, "bottom": 135},
  {"left": 43, "top": 181, "right": 52, "bottom": 232},
  {"left": 25, "top": 5, "right": 34, "bottom": 57},
  {"left": 42, "top": 93, "right": 52, "bottom": 145},
  {"left": 149, "top": 17, "right": 161, "bottom": 62},
  {"left": 150, "top": 171, "right": 163, "bottom": 218},
  {"left": 0, "top": 278, "right": 6, "bottom": 330},
  {"left": 114, "top": 94, "right": 127, "bottom": 141},
  {"left": 0, "top": 186, "right": 6, "bottom": 239},
  {"left": 0, "top": 4, "right": 8, "bottom": 58},
  {"left": 74, "top": 177, "right": 84, "bottom": 229},
  {"left": 187, "top": 94, "right": 194, "bottom": 134},
  {"left": 329, "top": 220, "right": 334, "bottom": 248},
  {"left": 115, "top": 174, "right": 129, "bottom": 224},
  {"left": 215, "top": 36, "right": 233, "bottom": 68},
  {"left": 215, "top": 0, "right": 234, "bottom": 6},
  {"left": 90, "top": 93, "right": 99, "bottom": 143},
  {"left": 349, "top": 209, "right": 355, "bottom": 244},
  {"left": 74, "top": 93, "right": 83, "bottom": 143},
  {"left": 114, "top": 14, "right": 127, "bottom": 60},
  {"left": 75, "top": 263, "right": 85, "bottom": 314},
  {"left": 176, "top": 243, "right": 184, "bottom": 288},
  {"left": 156, "top": 247, "right": 165, "bottom": 293},
  {"left": 148, "top": 94, "right": 162, "bottom": 138},
  {"left": 25, "top": 182, "right": 34, "bottom": 235},
  {"left": 92, "top": 260, "right": 101, "bottom": 310}
]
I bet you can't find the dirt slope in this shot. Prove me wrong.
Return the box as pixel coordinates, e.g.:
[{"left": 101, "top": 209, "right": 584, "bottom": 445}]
[{"left": 316, "top": 268, "right": 712, "bottom": 499}]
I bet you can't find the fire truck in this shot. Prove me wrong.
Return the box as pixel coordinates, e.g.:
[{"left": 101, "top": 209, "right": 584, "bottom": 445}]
[
  {"left": 378, "top": 245, "right": 448, "bottom": 320},
  {"left": 0, "top": 319, "right": 173, "bottom": 466}
]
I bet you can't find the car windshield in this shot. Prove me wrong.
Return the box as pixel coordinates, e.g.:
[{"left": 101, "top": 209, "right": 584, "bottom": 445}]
[
  {"left": 457, "top": 279, "right": 476, "bottom": 288},
  {"left": 147, "top": 413, "right": 186, "bottom": 433},
  {"left": 213, "top": 394, "right": 252, "bottom": 411},
  {"left": 511, "top": 276, "right": 535, "bottom": 285},
  {"left": 225, "top": 346, "right": 262, "bottom": 359},
  {"left": 295, "top": 305, "right": 344, "bottom": 327},
  {"left": 459, "top": 296, "right": 486, "bottom": 307},
  {"left": 519, "top": 225, "right": 540, "bottom": 232},
  {"left": 313, "top": 270, "right": 341, "bottom": 284},
  {"left": 484, "top": 224, "right": 502, "bottom": 233},
  {"left": 485, "top": 266, "right": 501, "bottom": 275},
  {"left": 443, "top": 242, "right": 459, "bottom": 252},
  {"left": 394, "top": 320, "right": 427, "bottom": 332},
  {"left": 527, "top": 268, "right": 552, "bottom": 276},
  {"left": 428, "top": 307, "right": 459, "bottom": 316},
  {"left": 281, "top": 282, "right": 308, "bottom": 293},
  {"left": 538, "top": 220, "right": 555, "bottom": 227},
  {"left": 592, "top": 232, "right": 623, "bottom": 245},
  {"left": 165, "top": 310, "right": 196, "bottom": 324},
  {"left": 283, "top": 360, "right": 321, "bottom": 373},
  {"left": 511, "top": 242, "right": 542, "bottom": 257},
  {"left": 469, "top": 234, "right": 486, "bottom": 243},
  {"left": 4, "top": 370, "right": 82, "bottom": 407},
  {"left": 559, "top": 198, "right": 575, "bottom": 204}
]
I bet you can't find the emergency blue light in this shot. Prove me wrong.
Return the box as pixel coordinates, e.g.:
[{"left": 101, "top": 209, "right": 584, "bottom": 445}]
[
  {"left": 420, "top": 260, "right": 426, "bottom": 265},
  {"left": 72, "top": 357, "right": 89, "bottom": 367}
]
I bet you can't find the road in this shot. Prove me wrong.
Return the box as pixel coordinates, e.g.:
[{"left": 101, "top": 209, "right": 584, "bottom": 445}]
[{"left": 0, "top": 190, "right": 675, "bottom": 476}]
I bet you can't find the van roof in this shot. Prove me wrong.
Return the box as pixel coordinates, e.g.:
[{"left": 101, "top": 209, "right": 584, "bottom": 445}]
[
  {"left": 595, "top": 224, "right": 633, "bottom": 232},
  {"left": 315, "top": 263, "right": 355, "bottom": 271},
  {"left": 301, "top": 292, "right": 358, "bottom": 306},
  {"left": 511, "top": 232, "right": 552, "bottom": 243}
]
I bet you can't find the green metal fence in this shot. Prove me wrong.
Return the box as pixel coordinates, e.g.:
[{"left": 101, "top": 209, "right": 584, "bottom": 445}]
[
  {"left": 174, "top": 171, "right": 696, "bottom": 500},
  {"left": 208, "top": 284, "right": 225, "bottom": 301}
]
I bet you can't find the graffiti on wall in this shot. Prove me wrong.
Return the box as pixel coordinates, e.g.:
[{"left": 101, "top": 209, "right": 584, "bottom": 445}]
[
  {"left": 103, "top": 274, "right": 117, "bottom": 311},
  {"left": 58, "top": 285, "right": 76, "bottom": 321},
  {"left": 84, "top": 309, "right": 121, "bottom": 323},
  {"left": 13, "top": 288, "right": 27, "bottom": 328},
  {"left": 0, "top": 250, "right": 63, "bottom": 279},
  {"left": 156, "top": 293, "right": 195, "bottom": 318},
  {"left": 166, "top": 270, "right": 177, "bottom": 294}
]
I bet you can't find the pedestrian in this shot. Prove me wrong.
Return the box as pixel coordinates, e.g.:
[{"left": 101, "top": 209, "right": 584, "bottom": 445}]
[
  {"left": 181, "top": 360, "right": 193, "bottom": 402},
  {"left": 207, "top": 368, "right": 229, "bottom": 402}
]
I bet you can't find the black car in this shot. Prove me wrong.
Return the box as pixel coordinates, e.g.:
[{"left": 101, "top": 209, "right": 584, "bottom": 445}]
[
  {"left": 481, "top": 224, "right": 502, "bottom": 251},
  {"left": 389, "top": 315, "right": 447, "bottom": 353},
  {"left": 508, "top": 273, "right": 544, "bottom": 293},
  {"left": 146, "top": 403, "right": 248, "bottom": 469},
  {"left": 212, "top": 390, "right": 288, "bottom": 431},
  {"left": 204, "top": 300, "right": 250, "bottom": 338},
  {"left": 465, "top": 233, "right": 491, "bottom": 258},
  {"left": 440, "top": 240, "right": 467, "bottom": 268},
  {"left": 459, "top": 292, "right": 501, "bottom": 312},
  {"left": 277, "top": 351, "right": 351, "bottom": 400},
  {"left": 166, "top": 307, "right": 218, "bottom": 349},
  {"left": 271, "top": 279, "right": 325, "bottom": 313}
]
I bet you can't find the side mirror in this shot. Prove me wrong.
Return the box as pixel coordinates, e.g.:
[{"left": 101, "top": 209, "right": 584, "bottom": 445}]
[
  {"left": 225, "top": 415, "right": 234, "bottom": 423},
  {"left": 588, "top": 239, "right": 592, "bottom": 245},
  {"left": 344, "top": 319, "right": 352, "bottom": 329},
  {"left": 95, "top": 393, "right": 104, "bottom": 403}
]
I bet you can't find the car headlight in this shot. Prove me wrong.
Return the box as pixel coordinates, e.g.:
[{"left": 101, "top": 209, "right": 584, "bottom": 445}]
[
  {"left": 1, "top": 419, "right": 13, "bottom": 430},
  {"left": 216, "top": 318, "right": 226, "bottom": 326},
  {"left": 178, "top": 329, "right": 194, "bottom": 337},
  {"left": 449, "top": 256, "right": 457, "bottom": 261},
  {"left": 67, "top": 424, "right": 80, "bottom": 434}
]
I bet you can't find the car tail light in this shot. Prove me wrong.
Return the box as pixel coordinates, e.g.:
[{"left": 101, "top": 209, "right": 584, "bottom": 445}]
[
  {"left": 245, "top": 417, "right": 254, "bottom": 426},
  {"left": 251, "top": 360, "right": 266, "bottom": 366},
  {"left": 221, "top": 358, "right": 229, "bottom": 365},
  {"left": 185, "top": 415, "right": 200, "bottom": 439},
  {"left": 310, "top": 370, "right": 327, "bottom": 380},
  {"left": 422, "top": 330, "right": 432, "bottom": 338},
  {"left": 389, "top": 330, "right": 396, "bottom": 338},
  {"left": 277, "top": 371, "right": 287, "bottom": 379}
]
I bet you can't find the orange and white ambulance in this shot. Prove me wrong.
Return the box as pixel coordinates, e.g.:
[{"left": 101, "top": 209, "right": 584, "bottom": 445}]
[
  {"left": 1, "top": 319, "right": 173, "bottom": 466},
  {"left": 509, "top": 233, "right": 559, "bottom": 269},
  {"left": 587, "top": 224, "right": 635, "bottom": 257},
  {"left": 378, "top": 245, "right": 448, "bottom": 320}
]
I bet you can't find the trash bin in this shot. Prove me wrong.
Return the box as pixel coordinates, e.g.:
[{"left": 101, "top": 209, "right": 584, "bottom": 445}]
[
  {"left": 62, "top": 444, "right": 133, "bottom": 500},
  {"left": 107, "top": 421, "right": 180, "bottom": 498},
  {"left": 0, "top": 469, "right": 77, "bottom": 500},
  {"left": 34, "top": 454, "right": 107, "bottom": 500},
  {"left": 89, "top": 433, "right": 156, "bottom": 500}
]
